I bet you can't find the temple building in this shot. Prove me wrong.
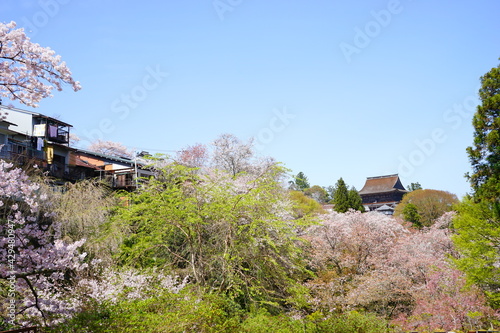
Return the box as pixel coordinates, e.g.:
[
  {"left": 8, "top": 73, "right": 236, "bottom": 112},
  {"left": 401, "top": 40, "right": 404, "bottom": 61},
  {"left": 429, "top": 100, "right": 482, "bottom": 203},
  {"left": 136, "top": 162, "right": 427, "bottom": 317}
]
[{"left": 358, "top": 174, "right": 408, "bottom": 215}]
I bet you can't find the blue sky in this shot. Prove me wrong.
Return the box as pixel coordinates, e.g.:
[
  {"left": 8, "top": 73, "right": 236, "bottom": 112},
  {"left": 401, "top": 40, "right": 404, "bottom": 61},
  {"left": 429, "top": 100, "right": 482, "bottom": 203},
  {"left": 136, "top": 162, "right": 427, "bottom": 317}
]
[{"left": 2, "top": 0, "right": 499, "bottom": 197}]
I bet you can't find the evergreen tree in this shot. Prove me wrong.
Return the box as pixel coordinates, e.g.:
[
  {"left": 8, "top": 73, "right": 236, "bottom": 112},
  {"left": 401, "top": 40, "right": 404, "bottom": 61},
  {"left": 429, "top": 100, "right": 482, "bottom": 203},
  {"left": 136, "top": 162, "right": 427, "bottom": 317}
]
[
  {"left": 407, "top": 182, "right": 422, "bottom": 192},
  {"left": 453, "top": 60, "right": 500, "bottom": 308},
  {"left": 332, "top": 178, "right": 350, "bottom": 213},
  {"left": 466, "top": 60, "right": 500, "bottom": 204},
  {"left": 348, "top": 187, "right": 365, "bottom": 212},
  {"left": 292, "top": 171, "right": 310, "bottom": 191}
]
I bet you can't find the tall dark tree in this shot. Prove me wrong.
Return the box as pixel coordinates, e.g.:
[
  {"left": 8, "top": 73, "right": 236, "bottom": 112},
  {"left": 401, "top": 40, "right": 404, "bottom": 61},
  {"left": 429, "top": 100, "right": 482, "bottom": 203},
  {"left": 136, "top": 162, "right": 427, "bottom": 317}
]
[
  {"left": 453, "top": 60, "right": 500, "bottom": 308},
  {"left": 348, "top": 187, "right": 365, "bottom": 212},
  {"left": 406, "top": 182, "right": 422, "bottom": 192},
  {"left": 466, "top": 61, "right": 500, "bottom": 203},
  {"left": 291, "top": 171, "right": 310, "bottom": 191},
  {"left": 332, "top": 178, "right": 350, "bottom": 213}
]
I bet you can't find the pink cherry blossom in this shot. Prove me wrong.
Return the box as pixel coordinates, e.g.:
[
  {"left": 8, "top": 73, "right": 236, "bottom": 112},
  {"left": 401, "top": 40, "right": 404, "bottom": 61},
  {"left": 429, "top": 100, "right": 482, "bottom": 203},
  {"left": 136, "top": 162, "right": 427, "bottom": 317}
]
[
  {"left": 0, "top": 160, "right": 87, "bottom": 326},
  {"left": 0, "top": 21, "right": 81, "bottom": 108}
]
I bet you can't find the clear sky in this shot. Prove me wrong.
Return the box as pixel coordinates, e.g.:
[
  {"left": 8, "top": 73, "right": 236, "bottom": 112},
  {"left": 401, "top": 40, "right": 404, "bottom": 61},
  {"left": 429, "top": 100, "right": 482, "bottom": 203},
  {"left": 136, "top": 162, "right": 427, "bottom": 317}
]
[{"left": 2, "top": 0, "right": 499, "bottom": 197}]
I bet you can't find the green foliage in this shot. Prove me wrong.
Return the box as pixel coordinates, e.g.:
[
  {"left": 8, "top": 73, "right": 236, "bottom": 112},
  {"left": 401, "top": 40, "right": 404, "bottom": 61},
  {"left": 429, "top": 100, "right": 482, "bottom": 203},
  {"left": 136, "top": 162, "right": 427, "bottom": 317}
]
[
  {"left": 332, "top": 179, "right": 364, "bottom": 213},
  {"left": 314, "top": 311, "right": 393, "bottom": 333},
  {"left": 48, "top": 289, "right": 243, "bottom": 333},
  {"left": 407, "top": 182, "right": 422, "bottom": 192},
  {"left": 332, "top": 178, "right": 350, "bottom": 213},
  {"left": 452, "top": 198, "right": 500, "bottom": 308},
  {"left": 111, "top": 163, "right": 313, "bottom": 311},
  {"left": 240, "top": 309, "right": 304, "bottom": 332},
  {"left": 454, "top": 60, "right": 500, "bottom": 309},
  {"left": 304, "top": 185, "right": 330, "bottom": 204},
  {"left": 50, "top": 294, "right": 393, "bottom": 333},
  {"left": 290, "top": 190, "right": 325, "bottom": 217},
  {"left": 348, "top": 187, "right": 365, "bottom": 212},
  {"left": 402, "top": 203, "right": 422, "bottom": 228},
  {"left": 241, "top": 310, "right": 392, "bottom": 333},
  {"left": 466, "top": 60, "right": 500, "bottom": 203},
  {"left": 394, "top": 189, "right": 458, "bottom": 227},
  {"left": 291, "top": 171, "right": 311, "bottom": 191}
]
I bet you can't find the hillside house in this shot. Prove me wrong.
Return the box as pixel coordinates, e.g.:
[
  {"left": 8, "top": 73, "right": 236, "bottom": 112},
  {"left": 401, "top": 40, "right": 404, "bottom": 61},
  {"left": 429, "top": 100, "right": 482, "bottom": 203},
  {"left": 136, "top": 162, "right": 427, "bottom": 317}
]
[
  {"left": 70, "top": 149, "right": 154, "bottom": 190},
  {"left": 0, "top": 105, "right": 73, "bottom": 176},
  {"left": 0, "top": 105, "right": 153, "bottom": 189},
  {"left": 359, "top": 174, "right": 408, "bottom": 214}
]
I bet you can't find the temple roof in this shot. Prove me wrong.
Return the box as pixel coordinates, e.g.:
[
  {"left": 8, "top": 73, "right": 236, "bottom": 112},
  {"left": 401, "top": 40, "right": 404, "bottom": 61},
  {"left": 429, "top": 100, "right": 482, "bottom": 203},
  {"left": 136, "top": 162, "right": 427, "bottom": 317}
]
[
  {"left": 358, "top": 174, "right": 407, "bottom": 195},
  {"left": 375, "top": 204, "right": 394, "bottom": 211}
]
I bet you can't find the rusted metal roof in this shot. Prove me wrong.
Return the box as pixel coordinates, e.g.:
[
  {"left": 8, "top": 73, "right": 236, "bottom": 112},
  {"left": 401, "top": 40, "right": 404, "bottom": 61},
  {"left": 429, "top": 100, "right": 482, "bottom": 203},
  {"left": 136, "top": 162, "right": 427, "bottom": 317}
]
[
  {"left": 358, "top": 174, "right": 407, "bottom": 195},
  {"left": 73, "top": 158, "right": 102, "bottom": 169}
]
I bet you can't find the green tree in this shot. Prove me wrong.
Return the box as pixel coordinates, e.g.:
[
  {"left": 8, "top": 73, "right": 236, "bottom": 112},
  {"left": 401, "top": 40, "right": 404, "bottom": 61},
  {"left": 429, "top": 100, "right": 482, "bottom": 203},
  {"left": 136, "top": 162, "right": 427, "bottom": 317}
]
[
  {"left": 331, "top": 179, "right": 364, "bottom": 213},
  {"left": 466, "top": 60, "right": 500, "bottom": 203},
  {"left": 348, "top": 187, "right": 365, "bottom": 212},
  {"left": 289, "top": 190, "right": 325, "bottom": 217},
  {"left": 332, "top": 178, "right": 350, "bottom": 213},
  {"left": 452, "top": 198, "right": 500, "bottom": 308},
  {"left": 406, "top": 182, "right": 422, "bottom": 192},
  {"left": 453, "top": 61, "right": 500, "bottom": 308},
  {"left": 290, "top": 171, "right": 310, "bottom": 191},
  {"left": 112, "top": 162, "right": 312, "bottom": 310},
  {"left": 304, "top": 185, "right": 329, "bottom": 204},
  {"left": 402, "top": 203, "right": 422, "bottom": 228},
  {"left": 394, "top": 189, "right": 458, "bottom": 227}
]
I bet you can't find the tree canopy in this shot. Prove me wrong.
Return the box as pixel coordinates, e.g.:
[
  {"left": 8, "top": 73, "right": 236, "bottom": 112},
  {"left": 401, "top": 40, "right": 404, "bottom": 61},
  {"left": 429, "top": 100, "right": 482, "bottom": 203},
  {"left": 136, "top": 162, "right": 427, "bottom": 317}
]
[
  {"left": 406, "top": 182, "right": 422, "bottom": 192},
  {"left": 394, "top": 189, "right": 458, "bottom": 227},
  {"left": 304, "top": 185, "right": 329, "bottom": 204},
  {"left": 87, "top": 140, "right": 134, "bottom": 159},
  {"left": 290, "top": 171, "right": 310, "bottom": 191},
  {"left": 466, "top": 60, "right": 500, "bottom": 204},
  {"left": 453, "top": 60, "right": 500, "bottom": 309},
  {"left": 112, "top": 162, "right": 312, "bottom": 310},
  {"left": 331, "top": 178, "right": 364, "bottom": 213},
  {"left": 0, "top": 21, "right": 80, "bottom": 107}
]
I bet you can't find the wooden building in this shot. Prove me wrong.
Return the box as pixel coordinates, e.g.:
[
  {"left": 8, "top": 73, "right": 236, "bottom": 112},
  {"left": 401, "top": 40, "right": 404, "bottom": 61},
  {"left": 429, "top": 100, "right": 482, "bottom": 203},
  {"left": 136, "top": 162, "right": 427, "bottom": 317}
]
[
  {"left": 0, "top": 105, "right": 152, "bottom": 189},
  {"left": 358, "top": 174, "right": 408, "bottom": 214}
]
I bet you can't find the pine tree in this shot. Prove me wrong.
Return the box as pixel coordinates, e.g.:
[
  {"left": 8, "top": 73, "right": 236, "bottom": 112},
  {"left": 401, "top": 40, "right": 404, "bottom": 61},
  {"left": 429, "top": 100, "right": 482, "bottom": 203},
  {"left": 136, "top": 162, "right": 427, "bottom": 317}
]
[
  {"left": 453, "top": 60, "right": 500, "bottom": 308},
  {"left": 466, "top": 60, "right": 500, "bottom": 203},
  {"left": 332, "top": 178, "right": 350, "bottom": 213},
  {"left": 348, "top": 187, "right": 365, "bottom": 212},
  {"left": 293, "top": 171, "right": 311, "bottom": 191}
]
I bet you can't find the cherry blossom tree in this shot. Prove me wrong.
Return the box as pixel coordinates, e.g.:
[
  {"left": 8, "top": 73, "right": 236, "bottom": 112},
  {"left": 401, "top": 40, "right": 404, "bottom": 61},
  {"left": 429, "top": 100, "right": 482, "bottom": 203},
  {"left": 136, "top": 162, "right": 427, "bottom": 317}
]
[
  {"left": 210, "top": 133, "right": 255, "bottom": 176},
  {"left": 78, "top": 267, "right": 188, "bottom": 305},
  {"left": 176, "top": 143, "right": 208, "bottom": 169},
  {"left": 87, "top": 139, "right": 133, "bottom": 159},
  {"left": 393, "top": 265, "right": 497, "bottom": 332},
  {"left": 0, "top": 21, "right": 81, "bottom": 108},
  {"left": 304, "top": 210, "right": 497, "bottom": 330},
  {"left": 305, "top": 211, "right": 408, "bottom": 313},
  {"left": 209, "top": 133, "right": 275, "bottom": 178},
  {"left": 0, "top": 160, "right": 87, "bottom": 327}
]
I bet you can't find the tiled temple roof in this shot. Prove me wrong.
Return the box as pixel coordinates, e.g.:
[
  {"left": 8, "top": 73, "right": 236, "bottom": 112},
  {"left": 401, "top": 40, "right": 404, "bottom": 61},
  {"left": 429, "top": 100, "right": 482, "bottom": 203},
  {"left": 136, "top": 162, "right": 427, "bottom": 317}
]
[{"left": 359, "top": 174, "right": 407, "bottom": 195}]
